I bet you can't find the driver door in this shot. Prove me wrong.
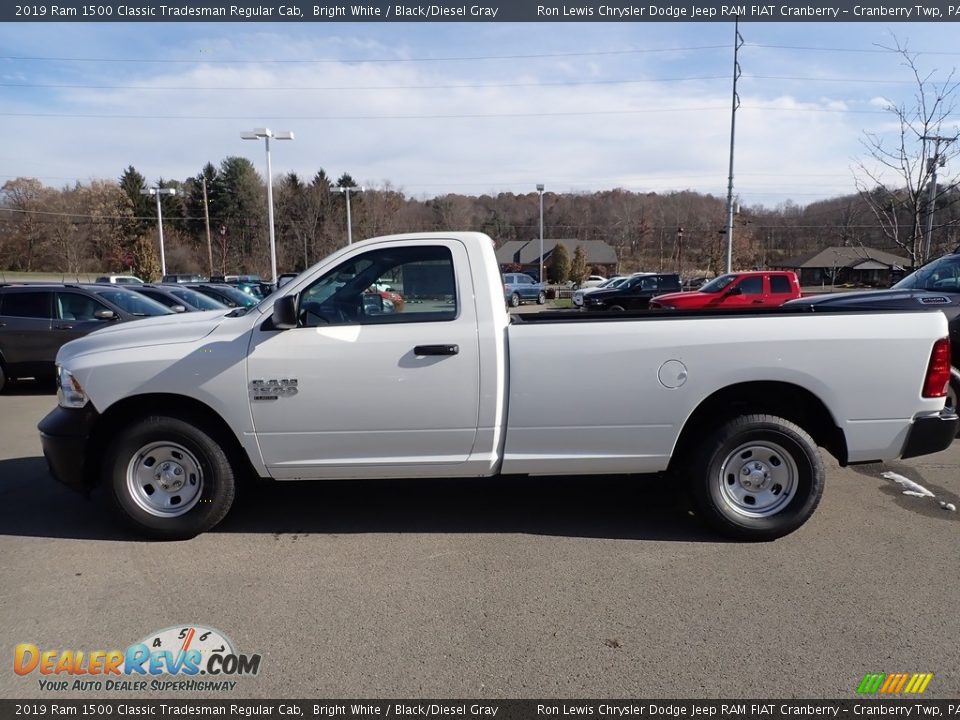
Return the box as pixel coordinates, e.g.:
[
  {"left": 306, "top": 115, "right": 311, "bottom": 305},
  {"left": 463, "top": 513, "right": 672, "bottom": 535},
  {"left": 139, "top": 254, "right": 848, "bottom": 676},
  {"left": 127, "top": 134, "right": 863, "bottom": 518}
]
[{"left": 246, "top": 239, "right": 481, "bottom": 479}]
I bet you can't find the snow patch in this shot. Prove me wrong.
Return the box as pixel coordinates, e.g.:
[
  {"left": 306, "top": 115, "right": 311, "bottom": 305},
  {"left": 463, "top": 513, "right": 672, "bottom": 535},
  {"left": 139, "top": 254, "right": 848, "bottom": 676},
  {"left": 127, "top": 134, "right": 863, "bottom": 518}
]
[{"left": 881, "top": 471, "right": 936, "bottom": 498}]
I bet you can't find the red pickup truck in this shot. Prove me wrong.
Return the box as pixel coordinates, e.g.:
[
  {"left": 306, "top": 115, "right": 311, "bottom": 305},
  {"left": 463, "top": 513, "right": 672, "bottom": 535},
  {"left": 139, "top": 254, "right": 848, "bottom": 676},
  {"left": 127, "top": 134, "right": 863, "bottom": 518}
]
[{"left": 650, "top": 271, "right": 802, "bottom": 309}]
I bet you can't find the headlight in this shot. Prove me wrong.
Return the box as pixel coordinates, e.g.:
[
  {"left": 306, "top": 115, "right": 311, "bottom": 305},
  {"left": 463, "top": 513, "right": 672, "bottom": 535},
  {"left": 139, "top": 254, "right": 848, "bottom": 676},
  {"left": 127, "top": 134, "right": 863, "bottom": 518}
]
[{"left": 57, "top": 366, "right": 88, "bottom": 408}]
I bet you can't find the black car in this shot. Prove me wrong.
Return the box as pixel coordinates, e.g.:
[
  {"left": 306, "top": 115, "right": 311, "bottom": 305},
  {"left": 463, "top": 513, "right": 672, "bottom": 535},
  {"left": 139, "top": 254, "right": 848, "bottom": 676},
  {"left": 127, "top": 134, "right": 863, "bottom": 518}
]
[
  {"left": 582, "top": 273, "right": 682, "bottom": 311},
  {"left": 0, "top": 283, "right": 172, "bottom": 391},
  {"left": 180, "top": 283, "right": 261, "bottom": 309},
  {"left": 129, "top": 284, "right": 228, "bottom": 312},
  {"left": 786, "top": 249, "right": 960, "bottom": 412}
]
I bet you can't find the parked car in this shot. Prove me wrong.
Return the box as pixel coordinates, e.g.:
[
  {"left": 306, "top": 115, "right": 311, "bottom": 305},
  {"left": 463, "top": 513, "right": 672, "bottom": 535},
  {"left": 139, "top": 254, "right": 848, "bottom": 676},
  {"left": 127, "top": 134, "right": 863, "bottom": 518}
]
[
  {"left": 577, "top": 275, "right": 608, "bottom": 289},
  {"left": 129, "top": 284, "right": 229, "bottom": 313},
  {"left": 582, "top": 273, "right": 681, "bottom": 311},
  {"left": 0, "top": 283, "right": 172, "bottom": 392},
  {"left": 651, "top": 271, "right": 801, "bottom": 309},
  {"left": 210, "top": 274, "right": 265, "bottom": 299},
  {"left": 161, "top": 273, "right": 207, "bottom": 284},
  {"left": 181, "top": 283, "right": 260, "bottom": 309},
  {"left": 572, "top": 275, "right": 628, "bottom": 308},
  {"left": 503, "top": 272, "right": 546, "bottom": 307},
  {"left": 95, "top": 274, "right": 144, "bottom": 285}
]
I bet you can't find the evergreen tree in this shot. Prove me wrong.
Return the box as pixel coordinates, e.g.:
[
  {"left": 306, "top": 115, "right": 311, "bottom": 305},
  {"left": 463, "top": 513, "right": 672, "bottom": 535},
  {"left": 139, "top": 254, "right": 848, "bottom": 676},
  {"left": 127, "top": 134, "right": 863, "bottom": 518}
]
[
  {"left": 550, "top": 242, "right": 571, "bottom": 284},
  {"left": 570, "top": 245, "right": 589, "bottom": 286}
]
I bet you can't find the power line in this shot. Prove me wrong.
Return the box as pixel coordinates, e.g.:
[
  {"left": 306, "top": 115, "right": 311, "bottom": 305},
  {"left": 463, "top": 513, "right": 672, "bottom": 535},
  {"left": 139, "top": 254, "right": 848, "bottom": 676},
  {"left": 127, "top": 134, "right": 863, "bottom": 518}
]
[
  {"left": 0, "top": 45, "right": 730, "bottom": 65},
  {"left": 0, "top": 103, "right": 894, "bottom": 121},
  {"left": 0, "top": 73, "right": 932, "bottom": 92},
  {"left": 0, "top": 76, "right": 731, "bottom": 92}
]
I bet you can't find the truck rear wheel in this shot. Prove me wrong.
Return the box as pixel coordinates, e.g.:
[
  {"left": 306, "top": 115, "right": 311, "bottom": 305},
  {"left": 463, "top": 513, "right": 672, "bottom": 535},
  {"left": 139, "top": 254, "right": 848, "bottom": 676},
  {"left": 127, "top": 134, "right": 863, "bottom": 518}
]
[
  {"left": 688, "top": 414, "right": 824, "bottom": 541},
  {"left": 104, "top": 415, "right": 236, "bottom": 540}
]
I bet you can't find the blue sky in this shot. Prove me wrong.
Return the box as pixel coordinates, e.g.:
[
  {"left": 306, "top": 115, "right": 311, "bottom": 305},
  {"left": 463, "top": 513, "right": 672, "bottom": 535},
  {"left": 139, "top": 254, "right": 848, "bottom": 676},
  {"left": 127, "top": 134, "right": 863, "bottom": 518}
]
[{"left": 1, "top": 21, "right": 958, "bottom": 207}]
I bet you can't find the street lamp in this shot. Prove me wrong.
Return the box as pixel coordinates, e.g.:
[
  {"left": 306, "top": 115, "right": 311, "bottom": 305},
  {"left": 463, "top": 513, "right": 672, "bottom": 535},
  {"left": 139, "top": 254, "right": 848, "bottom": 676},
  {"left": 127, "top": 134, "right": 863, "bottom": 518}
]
[
  {"left": 141, "top": 186, "right": 177, "bottom": 277},
  {"left": 241, "top": 127, "right": 294, "bottom": 283},
  {"left": 334, "top": 186, "right": 363, "bottom": 245},
  {"left": 536, "top": 184, "right": 545, "bottom": 284}
]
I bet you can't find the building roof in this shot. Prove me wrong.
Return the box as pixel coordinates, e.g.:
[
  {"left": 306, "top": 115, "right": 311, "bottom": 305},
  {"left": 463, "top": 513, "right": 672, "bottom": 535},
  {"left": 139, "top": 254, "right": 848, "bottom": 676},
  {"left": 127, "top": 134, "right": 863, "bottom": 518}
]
[
  {"left": 777, "top": 246, "right": 910, "bottom": 270},
  {"left": 495, "top": 239, "right": 618, "bottom": 266}
]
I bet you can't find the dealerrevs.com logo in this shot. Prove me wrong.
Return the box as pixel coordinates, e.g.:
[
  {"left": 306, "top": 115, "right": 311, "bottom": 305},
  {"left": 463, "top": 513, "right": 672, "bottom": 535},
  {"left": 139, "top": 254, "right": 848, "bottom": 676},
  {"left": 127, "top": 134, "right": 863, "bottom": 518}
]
[{"left": 14, "top": 625, "right": 261, "bottom": 693}]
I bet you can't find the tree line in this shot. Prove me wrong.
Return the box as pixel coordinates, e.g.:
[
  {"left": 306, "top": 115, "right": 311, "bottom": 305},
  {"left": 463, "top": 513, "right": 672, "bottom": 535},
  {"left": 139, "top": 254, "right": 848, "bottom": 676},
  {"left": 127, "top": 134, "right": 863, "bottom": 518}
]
[{"left": 2, "top": 158, "right": 959, "bottom": 281}]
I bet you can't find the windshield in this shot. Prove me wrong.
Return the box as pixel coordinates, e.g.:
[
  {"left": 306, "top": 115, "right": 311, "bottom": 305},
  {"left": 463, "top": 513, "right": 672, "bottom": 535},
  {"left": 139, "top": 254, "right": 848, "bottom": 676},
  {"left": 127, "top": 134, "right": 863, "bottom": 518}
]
[
  {"left": 96, "top": 289, "right": 173, "bottom": 316},
  {"left": 213, "top": 285, "right": 260, "bottom": 308},
  {"left": 698, "top": 274, "right": 737, "bottom": 294},
  {"left": 893, "top": 254, "right": 960, "bottom": 292},
  {"left": 169, "top": 287, "right": 228, "bottom": 311}
]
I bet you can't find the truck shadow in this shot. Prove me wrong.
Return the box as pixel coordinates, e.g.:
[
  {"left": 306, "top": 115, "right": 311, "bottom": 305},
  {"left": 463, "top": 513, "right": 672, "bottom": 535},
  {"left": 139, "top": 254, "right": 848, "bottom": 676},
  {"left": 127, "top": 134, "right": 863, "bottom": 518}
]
[{"left": 0, "top": 456, "right": 724, "bottom": 542}]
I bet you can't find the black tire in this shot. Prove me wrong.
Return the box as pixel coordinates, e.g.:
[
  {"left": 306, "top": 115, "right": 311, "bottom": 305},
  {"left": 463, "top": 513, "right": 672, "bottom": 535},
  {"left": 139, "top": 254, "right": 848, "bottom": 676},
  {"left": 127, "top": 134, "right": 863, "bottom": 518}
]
[
  {"left": 608, "top": 304, "right": 626, "bottom": 312},
  {"left": 510, "top": 292, "right": 521, "bottom": 308},
  {"left": 104, "top": 415, "right": 236, "bottom": 540},
  {"left": 537, "top": 291, "right": 546, "bottom": 305},
  {"left": 686, "top": 414, "right": 824, "bottom": 541},
  {"left": 0, "top": 360, "right": 6, "bottom": 394},
  {"left": 948, "top": 375, "right": 960, "bottom": 437}
]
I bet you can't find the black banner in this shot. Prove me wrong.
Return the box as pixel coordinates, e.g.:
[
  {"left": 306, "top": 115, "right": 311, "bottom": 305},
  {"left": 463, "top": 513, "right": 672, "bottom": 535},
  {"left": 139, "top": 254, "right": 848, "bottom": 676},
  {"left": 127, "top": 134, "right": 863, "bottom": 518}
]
[
  {"left": 4, "top": 0, "right": 960, "bottom": 23},
  {"left": 4, "top": 700, "right": 960, "bottom": 720}
]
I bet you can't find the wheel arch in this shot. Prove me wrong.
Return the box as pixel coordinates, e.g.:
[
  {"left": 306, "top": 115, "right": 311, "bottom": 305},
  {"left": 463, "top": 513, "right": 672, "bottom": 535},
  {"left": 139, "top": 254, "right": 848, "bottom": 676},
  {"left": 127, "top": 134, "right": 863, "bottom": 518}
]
[
  {"left": 668, "top": 380, "right": 848, "bottom": 472},
  {"left": 85, "top": 393, "right": 257, "bottom": 489}
]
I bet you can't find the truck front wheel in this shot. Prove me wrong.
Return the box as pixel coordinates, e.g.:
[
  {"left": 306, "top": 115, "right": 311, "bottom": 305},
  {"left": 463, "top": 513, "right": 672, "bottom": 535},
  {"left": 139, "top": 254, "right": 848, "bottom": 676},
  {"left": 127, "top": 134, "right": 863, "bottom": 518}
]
[
  {"left": 104, "top": 415, "right": 236, "bottom": 540},
  {"left": 688, "top": 414, "right": 824, "bottom": 541}
]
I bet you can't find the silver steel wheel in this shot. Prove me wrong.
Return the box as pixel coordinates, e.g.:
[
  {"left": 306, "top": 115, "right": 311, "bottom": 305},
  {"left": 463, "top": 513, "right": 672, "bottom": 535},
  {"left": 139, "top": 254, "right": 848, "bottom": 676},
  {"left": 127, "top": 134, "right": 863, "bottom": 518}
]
[
  {"left": 126, "top": 441, "right": 204, "bottom": 518},
  {"left": 717, "top": 440, "right": 798, "bottom": 519}
]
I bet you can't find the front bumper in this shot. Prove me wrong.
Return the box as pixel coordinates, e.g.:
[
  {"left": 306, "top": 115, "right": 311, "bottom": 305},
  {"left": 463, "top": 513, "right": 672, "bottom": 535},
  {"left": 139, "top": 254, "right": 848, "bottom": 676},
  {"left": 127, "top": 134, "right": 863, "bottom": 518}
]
[
  {"left": 37, "top": 404, "right": 100, "bottom": 493},
  {"left": 901, "top": 409, "right": 959, "bottom": 459}
]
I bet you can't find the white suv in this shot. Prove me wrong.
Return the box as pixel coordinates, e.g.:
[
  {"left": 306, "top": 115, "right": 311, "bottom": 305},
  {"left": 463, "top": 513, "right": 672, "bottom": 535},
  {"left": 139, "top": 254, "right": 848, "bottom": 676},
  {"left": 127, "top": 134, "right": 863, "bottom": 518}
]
[{"left": 95, "top": 275, "right": 143, "bottom": 285}]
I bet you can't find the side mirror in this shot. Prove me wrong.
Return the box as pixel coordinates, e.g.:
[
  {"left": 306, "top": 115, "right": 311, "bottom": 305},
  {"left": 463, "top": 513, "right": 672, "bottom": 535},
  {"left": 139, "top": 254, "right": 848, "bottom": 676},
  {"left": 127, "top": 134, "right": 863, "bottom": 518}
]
[
  {"left": 171, "top": 305, "right": 187, "bottom": 313},
  {"left": 93, "top": 309, "right": 116, "bottom": 321},
  {"left": 726, "top": 286, "right": 742, "bottom": 296},
  {"left": 272, "top": 294, "right": 298, "bottom": 330}
]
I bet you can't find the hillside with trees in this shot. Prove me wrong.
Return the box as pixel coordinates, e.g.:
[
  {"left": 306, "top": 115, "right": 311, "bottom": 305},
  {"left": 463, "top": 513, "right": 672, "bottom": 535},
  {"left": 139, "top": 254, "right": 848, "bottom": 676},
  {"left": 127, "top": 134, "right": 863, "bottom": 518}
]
[{"left": 2, "top": 160, "right": 959, "bottom": 281}]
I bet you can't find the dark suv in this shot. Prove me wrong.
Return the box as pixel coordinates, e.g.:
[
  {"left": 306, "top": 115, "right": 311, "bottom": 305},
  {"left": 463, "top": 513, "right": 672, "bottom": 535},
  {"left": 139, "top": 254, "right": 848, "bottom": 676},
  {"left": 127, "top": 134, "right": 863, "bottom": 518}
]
[
  {"left": 0, "top": 284, "right": 172, "bottom": 392},
  {"left": 582, "top": 273, "right": 682, "bottom": 311}
]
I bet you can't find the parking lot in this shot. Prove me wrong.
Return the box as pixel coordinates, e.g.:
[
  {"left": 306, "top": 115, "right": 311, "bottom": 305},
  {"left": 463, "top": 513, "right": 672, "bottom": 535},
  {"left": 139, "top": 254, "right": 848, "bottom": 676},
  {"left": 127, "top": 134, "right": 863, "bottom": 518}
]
[{"left": 1, "top": 384, "right": 959, "bottom": 699}]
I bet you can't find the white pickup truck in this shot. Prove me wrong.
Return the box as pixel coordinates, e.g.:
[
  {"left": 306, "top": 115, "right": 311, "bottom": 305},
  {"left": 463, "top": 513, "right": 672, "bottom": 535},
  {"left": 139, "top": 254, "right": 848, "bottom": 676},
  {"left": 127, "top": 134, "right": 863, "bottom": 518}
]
[{"left": 39, "top": 232, "right": 958, "bottom": 541}]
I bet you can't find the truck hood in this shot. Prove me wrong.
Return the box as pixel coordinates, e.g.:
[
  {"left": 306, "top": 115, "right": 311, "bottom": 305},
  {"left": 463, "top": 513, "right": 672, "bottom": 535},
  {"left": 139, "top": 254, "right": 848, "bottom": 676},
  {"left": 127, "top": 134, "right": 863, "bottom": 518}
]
[
  {"left": 56, "top": 309, "right": 230, "bottom": 363},
  {"left": 785, "top": 288, "right": 960, "bottom": 311},
  {"left": 651, "top": 290, "right": 710, "bottom": 306}
]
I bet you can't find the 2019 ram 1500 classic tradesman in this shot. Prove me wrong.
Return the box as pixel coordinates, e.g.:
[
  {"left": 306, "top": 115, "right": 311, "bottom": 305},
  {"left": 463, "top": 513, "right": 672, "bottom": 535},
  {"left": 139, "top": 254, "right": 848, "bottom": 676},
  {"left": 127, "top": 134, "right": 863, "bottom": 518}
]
[{"left": 38, "top": 232, "right": 958, "bottom": 541}]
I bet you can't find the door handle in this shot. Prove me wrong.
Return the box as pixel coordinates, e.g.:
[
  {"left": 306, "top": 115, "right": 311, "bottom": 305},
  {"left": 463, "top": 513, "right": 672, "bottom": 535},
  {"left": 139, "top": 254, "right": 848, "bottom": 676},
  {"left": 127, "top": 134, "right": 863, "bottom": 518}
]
[
  {"left": 55, "top": 324, "right": 75, "bottom": 330},
  {"left": 752, "top": 300, "right": 764, "bottom": 304},
  {"left": 414, "top": 344, "right": 459, "bottom": 356}
]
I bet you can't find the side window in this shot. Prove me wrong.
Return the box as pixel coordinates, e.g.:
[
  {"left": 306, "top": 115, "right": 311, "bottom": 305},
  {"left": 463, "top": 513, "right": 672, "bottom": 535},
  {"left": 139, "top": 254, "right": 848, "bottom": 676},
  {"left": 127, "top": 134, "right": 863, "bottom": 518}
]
[
  {"left": 739, "top": 277, "right": 763, "bottom": 295},
  {"left": 299, "top": 245, "right": 457, "bottom": 327},
  {"left": 56, "top": 292, "right": 106, "bottom": 321},
  {"left": 1, "top": 291, "right": 52, "bottom": 319},
  {"left": 769, "top": 275, "right": 792, "bottom": 294}
]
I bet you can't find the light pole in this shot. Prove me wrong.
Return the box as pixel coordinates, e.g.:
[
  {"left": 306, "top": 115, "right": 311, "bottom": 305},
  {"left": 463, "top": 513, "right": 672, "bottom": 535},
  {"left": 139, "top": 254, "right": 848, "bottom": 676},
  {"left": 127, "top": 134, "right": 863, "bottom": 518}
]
[
  {"left": 241, "top": 127, "right": 294, "bottom": 283},
  {"left": 536, "top": 184, "right": 545, "bottom": 284},
  {"left": 141, "top": 186, "right": 177, "bottom": 277},
  {"left": 335, "top": 186, "right": 363, "bottom": 245}
]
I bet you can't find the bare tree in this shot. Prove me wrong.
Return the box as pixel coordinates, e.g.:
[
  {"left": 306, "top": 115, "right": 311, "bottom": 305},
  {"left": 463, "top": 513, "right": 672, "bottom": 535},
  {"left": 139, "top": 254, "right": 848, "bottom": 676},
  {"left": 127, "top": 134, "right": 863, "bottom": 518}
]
[{"left": 855, "top": 39, "right": 960, "bottom": 267}]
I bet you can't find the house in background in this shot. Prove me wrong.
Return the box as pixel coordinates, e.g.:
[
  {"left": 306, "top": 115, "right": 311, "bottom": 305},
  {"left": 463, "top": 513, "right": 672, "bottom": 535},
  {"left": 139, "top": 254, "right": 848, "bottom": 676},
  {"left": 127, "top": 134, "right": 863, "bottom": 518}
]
[
  {"left": 494, "top": 239, "right": 618, "bottom": 280},
  {"left": 775, "top": 246, "right": 911, "bottom": 287}
]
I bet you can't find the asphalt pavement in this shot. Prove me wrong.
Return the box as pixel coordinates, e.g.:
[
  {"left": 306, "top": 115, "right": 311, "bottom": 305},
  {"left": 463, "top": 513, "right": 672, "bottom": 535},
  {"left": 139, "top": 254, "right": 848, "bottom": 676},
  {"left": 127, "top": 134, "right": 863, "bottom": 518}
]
[{"left": 1, "top": 384, "right": 958, "bottom": 699}]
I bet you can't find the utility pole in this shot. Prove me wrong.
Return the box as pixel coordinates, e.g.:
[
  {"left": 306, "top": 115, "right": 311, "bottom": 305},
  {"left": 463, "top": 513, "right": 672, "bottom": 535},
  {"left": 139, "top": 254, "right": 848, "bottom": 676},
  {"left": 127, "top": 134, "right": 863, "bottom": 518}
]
[
  {"left": 922, "top": 135, "right": 956, "bottom": 263},
  {"left": 202, "top": 177, "right": 213, "bottom": 277},
  {"left": 724, "top": 16, "right": 744, "bottom": 274},
  {"left": 676, "top": 227, "right": 684, "bottom": 277}
]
